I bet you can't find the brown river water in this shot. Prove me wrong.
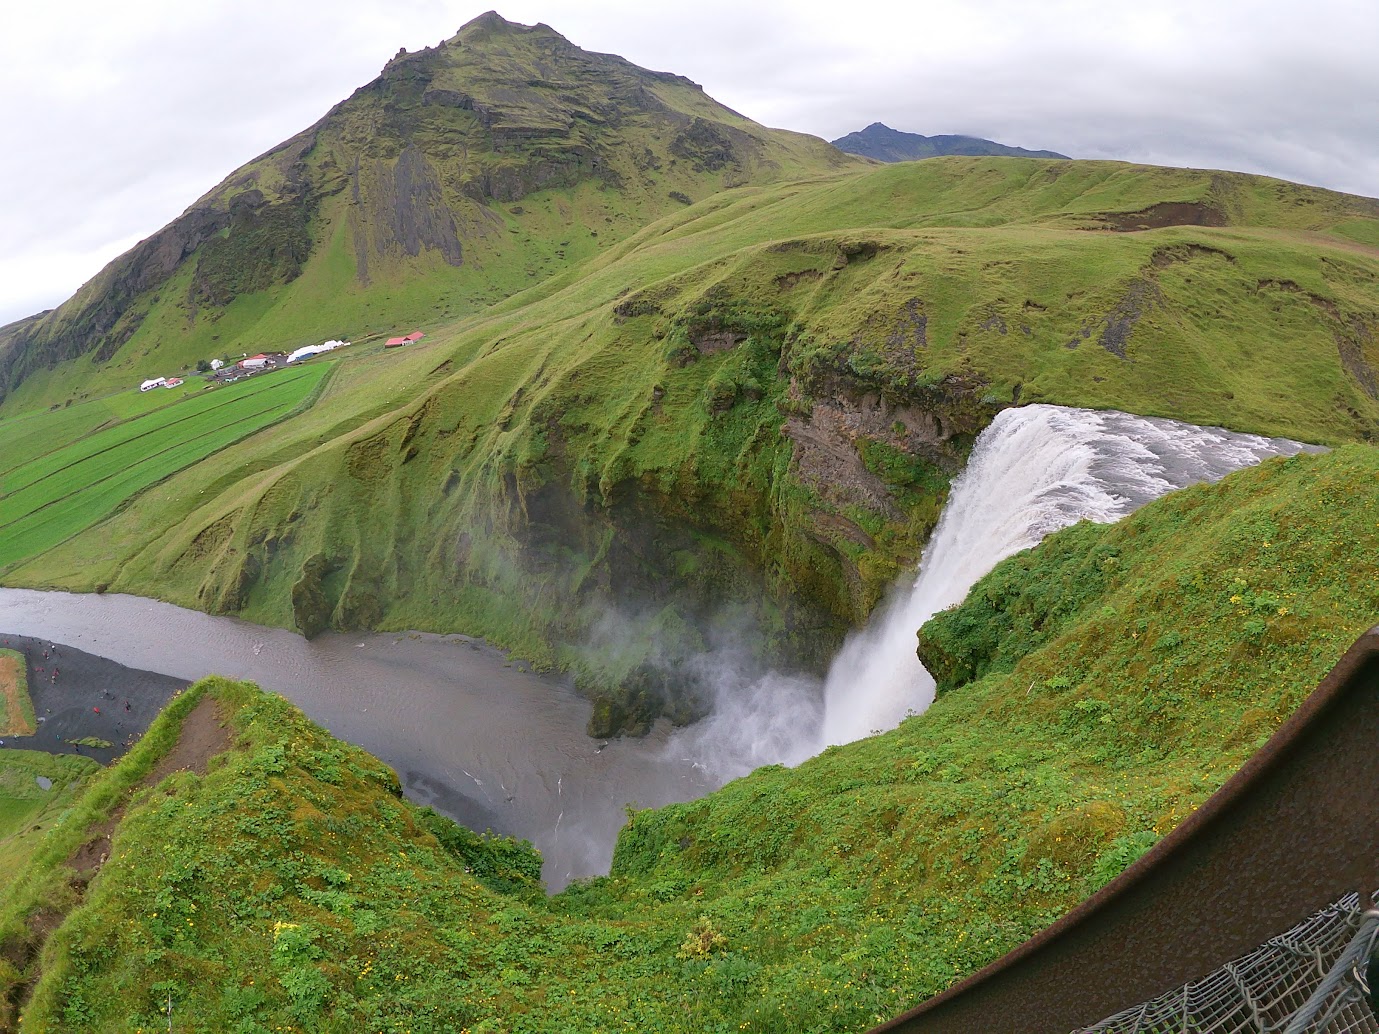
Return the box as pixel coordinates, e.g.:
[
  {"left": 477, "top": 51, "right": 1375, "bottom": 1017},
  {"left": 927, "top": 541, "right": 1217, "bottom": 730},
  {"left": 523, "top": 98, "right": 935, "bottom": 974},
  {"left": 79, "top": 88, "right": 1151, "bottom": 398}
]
[{"left": 0, "top": 588, "right": 710, "bottom": 890}]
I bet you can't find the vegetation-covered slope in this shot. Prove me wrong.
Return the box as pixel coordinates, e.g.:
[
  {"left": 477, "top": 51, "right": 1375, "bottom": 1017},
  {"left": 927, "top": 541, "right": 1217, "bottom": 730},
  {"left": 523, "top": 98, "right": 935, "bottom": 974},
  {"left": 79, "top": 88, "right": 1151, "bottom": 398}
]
[
  {"left": 0, "top": 364, "right": 331, "bottom": 570},
  {"left": 7, "top": 155, "right": 1379, "bottom": 730},
  {"left": 2, "top": 444, "right": 1375, "bottom": 1032},
  {"left": 0, "top": 12, "right": 853, "bottom": 414}
]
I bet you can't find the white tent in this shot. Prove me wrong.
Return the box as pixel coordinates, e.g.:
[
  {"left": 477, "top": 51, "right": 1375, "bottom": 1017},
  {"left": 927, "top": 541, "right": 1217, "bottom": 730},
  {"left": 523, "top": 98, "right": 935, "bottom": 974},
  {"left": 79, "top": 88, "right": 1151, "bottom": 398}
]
[{"left": 286, "top": 340, "right": 350, "bottom": 363}]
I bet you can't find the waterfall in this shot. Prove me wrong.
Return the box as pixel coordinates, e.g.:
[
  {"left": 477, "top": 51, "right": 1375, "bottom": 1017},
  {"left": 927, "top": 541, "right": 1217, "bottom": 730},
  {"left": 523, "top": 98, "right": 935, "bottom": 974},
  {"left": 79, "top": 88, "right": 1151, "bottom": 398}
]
[
  {"left": 818, "top": 404, "right": 1319, "bottom": 745},
  {"left": 666, "top": 404, "right": 1318, "bottom": 782}
]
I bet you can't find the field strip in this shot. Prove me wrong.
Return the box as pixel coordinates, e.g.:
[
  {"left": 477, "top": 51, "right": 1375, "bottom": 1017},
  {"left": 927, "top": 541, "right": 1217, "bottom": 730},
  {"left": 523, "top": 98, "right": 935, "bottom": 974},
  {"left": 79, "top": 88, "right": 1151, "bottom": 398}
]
[
  {"left": 0, "top": 366, "right": 332, "bottom": 571},
  {"left": 0, "top": 370, "right": 320, "bottom": 495},
  {"left": 0, "top": 395, "right": 303, "bottom": 532}
]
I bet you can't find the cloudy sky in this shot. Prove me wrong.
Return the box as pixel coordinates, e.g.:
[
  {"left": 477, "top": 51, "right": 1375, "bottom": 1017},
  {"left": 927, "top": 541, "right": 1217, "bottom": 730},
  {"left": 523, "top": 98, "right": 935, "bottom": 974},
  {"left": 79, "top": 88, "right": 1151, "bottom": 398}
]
[{"left": 2, "top": 0, "right": 1376, "bottom": 326}]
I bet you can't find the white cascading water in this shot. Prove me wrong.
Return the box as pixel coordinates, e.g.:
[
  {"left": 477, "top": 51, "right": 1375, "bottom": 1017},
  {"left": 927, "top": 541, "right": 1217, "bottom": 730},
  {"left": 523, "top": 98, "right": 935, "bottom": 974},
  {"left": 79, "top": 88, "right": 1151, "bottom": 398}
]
[
  {"left": 667, "top": 404, "right": 1319, "bottom": 781},
  {"left": 818, "top": 404, "right": 1320, "bottom": 745}
]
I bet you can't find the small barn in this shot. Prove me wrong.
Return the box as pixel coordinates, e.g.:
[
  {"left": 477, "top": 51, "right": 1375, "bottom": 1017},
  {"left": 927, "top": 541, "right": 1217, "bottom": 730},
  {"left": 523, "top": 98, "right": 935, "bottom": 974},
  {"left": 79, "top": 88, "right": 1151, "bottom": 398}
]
[
  {"left": 385, "top": 337, "right": 407, "bottom": 348},
  {"left": 239, "top": 354, "right": 270, "bottom": 369},
  {"left": 404, "top": 331, "right": 425, "bottom": 343}
]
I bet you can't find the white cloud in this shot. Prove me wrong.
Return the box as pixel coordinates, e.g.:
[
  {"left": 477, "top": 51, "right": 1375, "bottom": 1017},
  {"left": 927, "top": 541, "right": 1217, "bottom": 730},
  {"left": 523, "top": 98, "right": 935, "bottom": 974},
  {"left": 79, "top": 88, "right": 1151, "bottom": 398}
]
[{"left": 1, "top": 0, "right": 1375, "bottom": 326}]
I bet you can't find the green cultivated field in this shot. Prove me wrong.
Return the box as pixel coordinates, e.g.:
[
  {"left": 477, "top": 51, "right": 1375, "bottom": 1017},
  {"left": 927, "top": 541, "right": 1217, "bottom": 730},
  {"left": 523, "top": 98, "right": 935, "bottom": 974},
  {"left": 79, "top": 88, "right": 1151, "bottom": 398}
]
[
  {"left": 0, "top": 379, "right": 199, "bottom": 480},
  {"left": 0, "top": 364, "right": 330, "bottom": 571}
]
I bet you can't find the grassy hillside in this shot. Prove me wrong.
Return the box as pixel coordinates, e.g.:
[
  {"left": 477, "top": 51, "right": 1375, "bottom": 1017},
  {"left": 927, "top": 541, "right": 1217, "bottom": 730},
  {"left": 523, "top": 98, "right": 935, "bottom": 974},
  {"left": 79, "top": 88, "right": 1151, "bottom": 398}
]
[
  {"left": 0, "top": 13, "right": 853, "bottom": 416},
  {"left": 1, "top": 444, "right": 1374, "bottom": 1032},
  {"left": 0, "top": 365, "right": 331, "bottom": 570},
  {"left": 4, "top": 156, "right": 1377, "bottom": 729},
  {"left": 0, "top": 751, "right": 96, "bottom": 900}
]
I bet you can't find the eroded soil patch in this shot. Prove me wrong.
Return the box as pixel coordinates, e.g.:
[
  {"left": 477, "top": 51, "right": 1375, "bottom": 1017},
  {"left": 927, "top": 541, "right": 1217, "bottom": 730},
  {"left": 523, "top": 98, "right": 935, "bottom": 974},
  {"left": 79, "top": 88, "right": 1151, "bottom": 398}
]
[
  {"left": 1094, "top": 201, "right": 1227, "bottom": 231},
  {"left": 0, "top": 654, "right": 33, "bottom": 736}
]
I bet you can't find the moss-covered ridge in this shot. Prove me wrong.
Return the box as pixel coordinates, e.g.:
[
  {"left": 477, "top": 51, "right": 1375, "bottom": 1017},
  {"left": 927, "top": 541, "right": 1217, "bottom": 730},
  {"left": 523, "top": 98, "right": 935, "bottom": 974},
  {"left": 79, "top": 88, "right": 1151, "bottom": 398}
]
[
  {"left": 1, "top": 445, "right": 1375, "bottom": 1031},
  {"left": 10, "top": 156, "right": 1379, "bottom": 731}
]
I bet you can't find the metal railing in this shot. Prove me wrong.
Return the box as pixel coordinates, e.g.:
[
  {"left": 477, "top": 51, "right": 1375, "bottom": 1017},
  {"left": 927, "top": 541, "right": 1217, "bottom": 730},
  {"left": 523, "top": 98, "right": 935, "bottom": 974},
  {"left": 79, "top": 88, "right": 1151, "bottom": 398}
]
[{"left": 1082, "top": 894, "right": 1379, "bottom": 1034}]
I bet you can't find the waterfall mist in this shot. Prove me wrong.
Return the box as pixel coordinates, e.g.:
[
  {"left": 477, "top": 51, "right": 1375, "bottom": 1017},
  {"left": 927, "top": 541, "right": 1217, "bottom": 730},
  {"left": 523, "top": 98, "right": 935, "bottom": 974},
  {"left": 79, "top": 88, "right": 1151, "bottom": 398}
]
[{"left": 666, "top": 404, "right": 1320, "bottom": 782}]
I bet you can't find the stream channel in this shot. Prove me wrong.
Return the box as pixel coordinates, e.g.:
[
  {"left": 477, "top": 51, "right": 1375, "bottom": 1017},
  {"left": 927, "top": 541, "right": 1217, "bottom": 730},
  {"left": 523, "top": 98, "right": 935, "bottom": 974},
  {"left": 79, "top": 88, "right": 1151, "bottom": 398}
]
[{"left": 0, "top": 588, "right": 706, "bottom": 890}]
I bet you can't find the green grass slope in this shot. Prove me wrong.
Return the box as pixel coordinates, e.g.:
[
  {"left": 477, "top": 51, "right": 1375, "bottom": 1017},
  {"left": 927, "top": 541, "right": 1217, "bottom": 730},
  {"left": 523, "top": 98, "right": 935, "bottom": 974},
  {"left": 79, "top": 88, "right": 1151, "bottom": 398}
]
[
  {"left": 2, "top": 444, "right": 1375, "bottom": 1032},
  {"left": 0, "top": 752, "right": 98, "bottom": 900},
  {"left": 6, "top": 157, "right": 1379, "bottom": 730},
  {"left": 0, "top": 13, "right": 854, "bottom": 417}
]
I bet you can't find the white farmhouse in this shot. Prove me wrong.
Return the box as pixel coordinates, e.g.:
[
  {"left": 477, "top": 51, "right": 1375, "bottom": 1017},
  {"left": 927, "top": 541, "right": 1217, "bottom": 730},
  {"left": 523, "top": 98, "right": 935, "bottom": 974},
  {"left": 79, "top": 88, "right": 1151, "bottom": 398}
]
[
  {"left": 209, "top": 358, "right": 224, "bottom": 371},
  {"left": 140, "top": 377, "right": 167, "bottom": 392}
]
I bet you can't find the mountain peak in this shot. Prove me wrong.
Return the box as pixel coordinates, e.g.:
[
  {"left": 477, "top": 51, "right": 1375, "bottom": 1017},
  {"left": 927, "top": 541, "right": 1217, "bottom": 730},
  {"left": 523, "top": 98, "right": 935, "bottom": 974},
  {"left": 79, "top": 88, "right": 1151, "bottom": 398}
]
[
  {"left": 461, "top": 10, "right": 514, "bottom": 31},
  {"left": 451, "top": 10, "right": 561, "bottom": 45},
  {"left": 832, "top": 123, "right": 1069, "bottom": 162},
  {"left": 0, "top": 14, "right": 853, "bottom": 405}
]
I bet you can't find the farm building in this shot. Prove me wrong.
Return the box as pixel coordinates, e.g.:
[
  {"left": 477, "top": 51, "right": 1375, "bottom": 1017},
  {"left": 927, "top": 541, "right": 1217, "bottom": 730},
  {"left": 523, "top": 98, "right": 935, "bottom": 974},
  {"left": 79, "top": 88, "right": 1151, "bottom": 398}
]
[
  {"left": 209, "top": 359, "right": 224, "bottom": 370},
  {"left": 239, "top": 354, "right": 271, "bottom": 369},
  {"left": 164, "top": 377, "right": 184, "bottom": 388},
  {"left": 139, "top": 378, "right": 167, "bottom": 392},
  {"left": 385, "top": 331, "right": 425, "bottom": 349}
]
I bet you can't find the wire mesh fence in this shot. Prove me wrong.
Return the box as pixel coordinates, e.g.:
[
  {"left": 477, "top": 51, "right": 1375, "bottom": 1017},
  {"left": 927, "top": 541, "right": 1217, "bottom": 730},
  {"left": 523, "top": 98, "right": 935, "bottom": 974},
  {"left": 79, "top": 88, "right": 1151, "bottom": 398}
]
[{"left": 1079, "top": 893, "right": 1379, "bottom": 1034}]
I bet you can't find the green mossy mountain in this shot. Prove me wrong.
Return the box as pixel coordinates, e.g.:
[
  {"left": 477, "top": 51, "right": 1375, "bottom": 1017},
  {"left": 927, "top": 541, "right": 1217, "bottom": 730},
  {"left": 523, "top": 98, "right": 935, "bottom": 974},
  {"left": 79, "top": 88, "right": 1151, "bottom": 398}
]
[
  {"left": 2, "top": 15, "right": 1379, "bottom": 730},
  {"left": 5, "top": 152, "right": 1379, "bottom": 729},
  {"left": 832, "top": 121, "right": 1070, "bottom": 162},
  {"left": 0, "top": 11, "right": 852, "bottom": 412},
  {"left": 1, "top": 445, "right": 1375, "bottom": 1031},
  {"left": 3, "top": 17, "right": 1379, "bottom": 1029}
]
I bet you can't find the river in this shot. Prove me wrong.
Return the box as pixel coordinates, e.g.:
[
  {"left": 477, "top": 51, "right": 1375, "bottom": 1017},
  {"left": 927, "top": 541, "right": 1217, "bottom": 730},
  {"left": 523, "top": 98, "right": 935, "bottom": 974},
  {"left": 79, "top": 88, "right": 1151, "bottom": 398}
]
[{"left": 0, "top": 587, "right": 708, "bottom": 890}]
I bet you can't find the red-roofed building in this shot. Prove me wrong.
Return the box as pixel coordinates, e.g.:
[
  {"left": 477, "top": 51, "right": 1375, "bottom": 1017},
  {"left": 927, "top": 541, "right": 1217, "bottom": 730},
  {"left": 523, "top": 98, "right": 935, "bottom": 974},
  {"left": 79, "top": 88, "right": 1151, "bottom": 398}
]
[
  {"left": 404, "top": 331, "right": 425, "bottom": 342},
  {"left": 385, "top": 337, "right": 407, "bottom": 348},
  {"left": 239, "top": 354, "right": 271, "bottom": 369}
]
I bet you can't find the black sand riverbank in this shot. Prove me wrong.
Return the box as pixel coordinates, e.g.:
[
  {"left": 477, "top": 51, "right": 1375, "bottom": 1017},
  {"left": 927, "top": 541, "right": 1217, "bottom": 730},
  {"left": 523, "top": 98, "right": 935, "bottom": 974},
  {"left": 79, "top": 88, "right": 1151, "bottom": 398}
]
[{"left": 0, "top": 633, "right": 185, "bottom": 766}]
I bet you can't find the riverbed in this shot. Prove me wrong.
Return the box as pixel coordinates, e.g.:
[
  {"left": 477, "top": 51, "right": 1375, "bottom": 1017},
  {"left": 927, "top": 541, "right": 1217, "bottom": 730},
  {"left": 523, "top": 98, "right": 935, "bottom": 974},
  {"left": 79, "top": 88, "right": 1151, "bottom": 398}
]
[{"left": 0, "top": 588, "right": 709, "bottom": 890}]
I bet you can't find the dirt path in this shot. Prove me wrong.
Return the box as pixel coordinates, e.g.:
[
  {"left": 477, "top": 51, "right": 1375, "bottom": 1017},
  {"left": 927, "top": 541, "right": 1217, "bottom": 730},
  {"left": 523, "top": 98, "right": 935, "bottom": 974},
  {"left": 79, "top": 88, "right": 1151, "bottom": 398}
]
[
  {"left": 69, "top": 694, "right": 231, "bottom": 877},
  {"left": 142, "top": 694, "right": 232, "bottom": 784}
]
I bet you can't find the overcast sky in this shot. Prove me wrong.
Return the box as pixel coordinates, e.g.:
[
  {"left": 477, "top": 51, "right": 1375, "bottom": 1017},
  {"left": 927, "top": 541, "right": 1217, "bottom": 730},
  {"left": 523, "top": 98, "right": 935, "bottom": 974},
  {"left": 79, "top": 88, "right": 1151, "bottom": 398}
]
[{"left": 2, "top": 0, "right": 1376, "bottom": 327}]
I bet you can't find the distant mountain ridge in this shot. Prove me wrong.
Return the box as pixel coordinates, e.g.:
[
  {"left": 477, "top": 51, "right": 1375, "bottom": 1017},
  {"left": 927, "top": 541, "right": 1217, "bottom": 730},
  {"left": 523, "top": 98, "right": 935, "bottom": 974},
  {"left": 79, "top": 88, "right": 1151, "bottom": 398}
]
[{"left": 832, "top": 122, "right": 1069, "bottom": 162}]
